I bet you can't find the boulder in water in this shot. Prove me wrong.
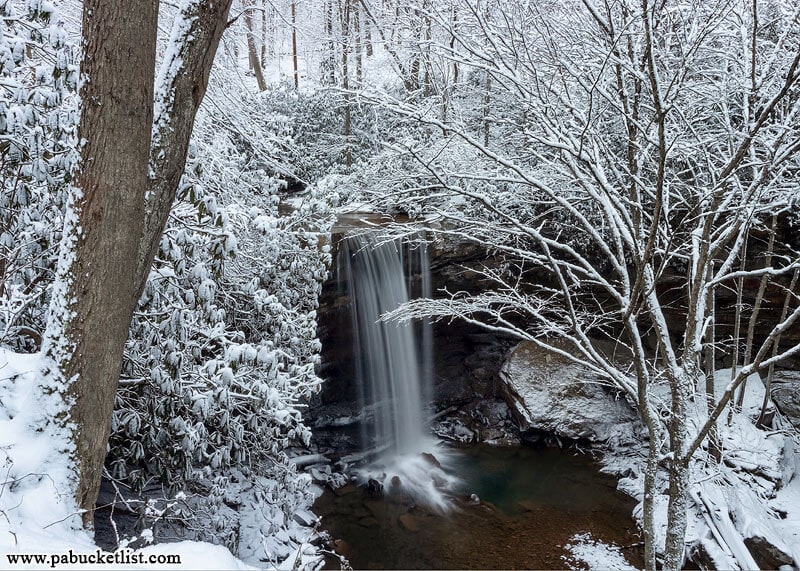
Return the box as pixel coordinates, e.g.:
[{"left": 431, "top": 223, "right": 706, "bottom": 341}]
[
  {"left": 498, "top": 341, "right": 643, "bottom": 446},
  {"left": 420, "top": 452, "right": 442, "bottom": 469},
  {"left": 366, "top": 478, "right": 384, "bottom": 495}
]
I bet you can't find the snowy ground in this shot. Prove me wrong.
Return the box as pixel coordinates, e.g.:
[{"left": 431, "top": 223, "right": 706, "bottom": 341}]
[
  {"left": 0, "top": 348, "right": 322, "bottom": 571},
  {"left": 562, "top": 532, "right": 638, "bottom": 571},
  {"left": 604, "top": 369, "right": 800, "bottom": 570}
]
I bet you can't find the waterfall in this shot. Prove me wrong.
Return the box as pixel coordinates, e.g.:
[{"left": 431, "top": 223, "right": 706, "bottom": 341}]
[
  {"left": 336, "top": 230, "right": 457, "bottom": 510},
  {"left": 338, "top": 233, "right": 427, "bottom": 455}
]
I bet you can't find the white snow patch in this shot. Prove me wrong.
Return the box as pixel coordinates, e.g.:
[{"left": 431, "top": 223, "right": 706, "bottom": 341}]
[
  {"left": 598, "top": 366, "right": 800, "bottom": 569},
  {"left": 561, "top": 532, "right": 637, "bottom": 570}
]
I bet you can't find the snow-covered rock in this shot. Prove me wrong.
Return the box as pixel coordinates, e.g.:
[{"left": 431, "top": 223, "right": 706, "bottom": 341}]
[
  {"left": 498, "top": 341, "right": 643, "bottom": 446},
  {"left": 771, "top": 370, "right": 800, "bottom": 430}
]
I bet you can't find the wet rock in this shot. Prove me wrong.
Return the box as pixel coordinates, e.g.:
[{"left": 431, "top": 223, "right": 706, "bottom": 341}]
[
  {"left": 366, "top": 478, "right": 384, "bottom": 495},
  {"left": 499, "top": 341, "right": 643, "bottom": 446},
  {"left": 390, "top": 475, "right": 402, "bottom": 487},
  {"left": 420, "top": 452, "right": 442, "bottom": 469},
  {"left": 431, "top": 472, "right": 449, "bottom": 488},
  {"left": 479, "top": 427, "right": 508, "bottom": 442},
  {"left": 357, "top": 516, "right": 379, "bottom": 528},
  {"left": 475, "top": 399, "right": 514, "bottom": 427},
  {"left": 398, "top": 513, "right": 420, "bottom": 533}
]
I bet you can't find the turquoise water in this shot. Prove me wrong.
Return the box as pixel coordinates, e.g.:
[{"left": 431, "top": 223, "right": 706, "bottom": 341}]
[{"left": 452, "top": 445, "right": 623, "bottom": 513}]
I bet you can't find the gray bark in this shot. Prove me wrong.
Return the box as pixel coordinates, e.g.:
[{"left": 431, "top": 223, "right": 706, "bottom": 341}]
[
  {"left": 44, "top": 0, "right": 232, "bottom": 528},
  {"left": 244, "top": 1, "right": 267, "bottom": 91},
  {"left": 51, "top": 0, "right": 159, "bottom": 527},
  {"left": 135, "top": 0, "right": 234, "bottom": 298}
]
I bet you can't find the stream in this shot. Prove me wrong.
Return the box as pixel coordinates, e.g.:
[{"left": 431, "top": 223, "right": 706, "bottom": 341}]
[{"left": 314, "top": 444, "right": 643, "bottom": 570}]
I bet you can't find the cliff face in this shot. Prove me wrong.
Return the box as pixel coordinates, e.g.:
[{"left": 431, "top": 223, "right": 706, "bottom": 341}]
[
  {"left": 312, "top": 213, "right": 799, "bottom": 438},
  {"left": 312, "top": 229, "right": 516, "bottom": 422}
]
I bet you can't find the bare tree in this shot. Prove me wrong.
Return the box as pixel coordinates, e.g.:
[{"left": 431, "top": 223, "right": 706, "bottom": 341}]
[
  {"left": 260, "top": 0, "right": 268, "bottom": 66},
  {"left": 341, "top": 0, "right": 352, "bottom": 166},
  {"left": 291, "top": 0, "right": 300, "bottom": 88},
  {"left": 353, "top": 0, "right": 363, "bottom": 84},
  {"left": 324, "top": 0, "right": 337, "bottom": 84},
  {"left": 244, "top": 0, "right": 267, "bottom": 90},
  {"left": 367, "top": 1, "right": 800, "bottom": 568}
]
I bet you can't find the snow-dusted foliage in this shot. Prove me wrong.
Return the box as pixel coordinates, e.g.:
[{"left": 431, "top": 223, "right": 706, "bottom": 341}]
[
  {"left": 0, "top": 0, "right": 78, "bottom": 352},
  {"left": 244, "top": 83, "right": 390, "bottom": 182},
  {"left": 108, "top": 67, "right": 334, "bottom": 556}
]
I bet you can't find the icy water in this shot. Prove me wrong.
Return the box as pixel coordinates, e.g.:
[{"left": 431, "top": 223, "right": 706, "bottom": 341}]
[{"left": 314, "top": 444, "right": 643, "bottom": 570}]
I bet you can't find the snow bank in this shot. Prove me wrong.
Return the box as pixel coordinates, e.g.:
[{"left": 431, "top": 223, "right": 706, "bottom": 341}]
[
  {"left": 608, "top": 368, "right": 800, "bottom": 569},
  {"left": 500, "top": 347, "right": 800, "bottom": 569},
  {"left": 0, "top": 348, "right": 87, "bottom": 551},
  {"left": 0, "top": 348, "right": 259, "bottom": 570}
]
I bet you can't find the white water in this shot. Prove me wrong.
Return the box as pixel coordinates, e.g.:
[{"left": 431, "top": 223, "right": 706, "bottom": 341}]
[{"left": 338, "top": 233, "right": 457, "bottom": 509}]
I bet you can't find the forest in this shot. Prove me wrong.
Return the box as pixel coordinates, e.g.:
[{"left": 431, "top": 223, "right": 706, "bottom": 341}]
[{"left": 1, "top": 0, "right": 799, "bottom": 569}]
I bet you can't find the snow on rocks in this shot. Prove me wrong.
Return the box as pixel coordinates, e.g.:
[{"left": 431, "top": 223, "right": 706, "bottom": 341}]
[
  {"left": 561, "top": 532, "right": 638, "bottom": 571},
  {"left": 498, "top": 340, "right": 644, "bottom": 447},
  {"left": 499, "top": 342, "right": 800, "bottom": 569},
  {"left": 770, "top": 370, "right": 800, "bottom": 431}
]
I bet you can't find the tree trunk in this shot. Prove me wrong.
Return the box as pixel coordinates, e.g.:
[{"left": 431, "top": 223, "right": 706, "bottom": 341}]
[
  {"left": 44, "top": 0, "right": 159, "bottom": 528},
  {"left": 704, "top": 263, "right": 721, "bottom": 461},
  {"left": 325, "top": 0, "right": 336, "bottom": 84},
  {"left": 758, "top": 267, "right": 799, "bottom": 426},
  {"left": 664, "top": 451, "right": 690, "bottom": 570},
  {"left": 626, "top": 314, "right": 660, "bottom": 571},
  {"left": 729, "top": 235, "right": 748, "bottom": 407},
  {"left": 738, "top": 215, "right": 777, "bottom": 409},
  {"left": 663, "top": 365, "right": 695, "bottom": 570},
  {"left": 422, "top": 0, "right": 431, "bottom": 97},
  {"left": 43, "top": 0, "right": 232, "bottom": 529},
  {"left": 353, "top": 0, "right": 362, "bottom": 85},
  {"left": 260, "top": 0, "right": 267, "bottom": 67},
  {"left": 135, "top": 0, "right": 234, "bottom": 299},
  {"left": 341, "top": 0, "right": 352, "bottom": 167},
  {"left": 483, "top": 72, "right": 491, "bottom": 147},
  {"left": 364, "top": 3, "right": 373, "bottom": 57},
  {"left": 291, "top": 0, "right": 299, "bottom": 88},
  {"left": 244, "top": 1, "right": 267, "bottom": 91}
]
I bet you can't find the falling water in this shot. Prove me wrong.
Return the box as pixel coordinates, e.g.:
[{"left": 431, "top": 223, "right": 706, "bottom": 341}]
[
  {"left": 338, "top": 233, "right": 427, "bottom": 455},
  {"left": 337, "top": 231, "right": 457, "bottom": 508}
]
